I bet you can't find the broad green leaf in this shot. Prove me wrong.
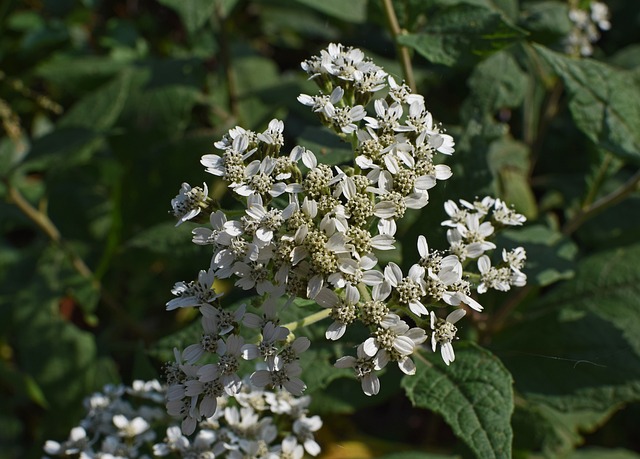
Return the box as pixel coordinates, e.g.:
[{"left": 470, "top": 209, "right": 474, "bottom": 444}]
[
  {"left": 397, "top": 4, "right": 526, "bottom": 67},
  {"left": 402, "top": 343, "right": 513, "bottom": 459},
  {"left": 568, "top": 448, "right": 640, "bottom": 459},
  {"left": 58, "top": 70, "right": 133, "bottom": 131},
  {"left": 609, "top": 44, "right": 640, "bottom": 70},
  {"left": 499, "top": 224, "right": 576, "bottom": 287},
  {"left": 487, "top": 138, "right": 538, "bottom": 219},
  {"left": 519, "top": 1, "right": 572, "bottom": 42},
  {"left": 36, "top": 56, "right": 127, "bottom": 91},
  {"left": 292, "top": 0, "right": 368, "bottom": 23},
  {"left": 19, "top": 127, "right": 103, "bottom": 173},
  {"left": 466, "top": 50, "right": 528, "bottom": 113},
  {"left": 494, "top": 243, "right": 640, "bottom": 414},
  {"left": 156, "top": 0, "right": 216, "bottom": 34},
  {"left": 534, "top": 44, "right": 640, "bottom": 164},
  {"left": 513, "top": 401, "right": 619, "bottom": 456}
]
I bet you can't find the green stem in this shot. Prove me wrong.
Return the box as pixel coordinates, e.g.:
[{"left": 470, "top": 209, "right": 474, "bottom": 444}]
[
  {"left": 215, "top": 0, "right": 239, "bottom": 120},
  {"left": 282, "top": 308, "right": 331, "bottom": 333},
  {"left": 6, "top": 181, "right": 94, "bottom": 280},
  {"left": 562, "top": 167, "right": 640, "bottom": 236},
  {"left": 382, "top": 0, "right": 416, "bottom": 92},
  {"left": 5, "top": 179, "right": 151, "bottom": 338},
  {"left": 583, "top": 152, "right": 613, "bottom": 208}
]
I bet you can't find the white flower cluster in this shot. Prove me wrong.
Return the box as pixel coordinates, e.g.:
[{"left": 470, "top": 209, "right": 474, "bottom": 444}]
[
  {"left": 166, "top": 43, "right": 528, "bottom": 428},
  {"left": 564, "top": 0, "right": 611, "bottom": 57},
  {"left": 43, "top": 379, "right": 321, "bottom": 459},
  {"left": 43, "top": 380, "right": 166, "bottom": 458}
]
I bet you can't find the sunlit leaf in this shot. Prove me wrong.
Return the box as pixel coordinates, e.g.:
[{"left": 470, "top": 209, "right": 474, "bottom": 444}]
[
  {"left": 402, "top": 343, "right": 513, "bottom": 459},
  {"left": 397, "top": 4, "right": 526, "bottom": 67}
]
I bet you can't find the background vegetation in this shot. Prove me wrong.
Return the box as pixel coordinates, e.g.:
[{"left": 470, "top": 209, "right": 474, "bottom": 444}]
[{"left": 1, "top": 0, "right": 640, "bottom": 457}]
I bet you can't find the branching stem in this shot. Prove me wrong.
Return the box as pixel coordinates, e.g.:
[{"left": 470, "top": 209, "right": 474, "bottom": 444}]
[{"left": 562, "top": 166, "right": 640, "bottom": 236}]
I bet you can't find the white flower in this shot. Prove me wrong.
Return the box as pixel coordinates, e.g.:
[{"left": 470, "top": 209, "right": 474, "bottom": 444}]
[
  {"left": 171, "top": 182, "right": 209, "bottom": 226},
  {"left": 334, "top": 343, "right": 387, "bottom": 396},
  {"left": 279, "top": 436, "right": 305, "bottom": 459},
  {"left": 363, "top": 313, "right": 427, "bottom": 375},
  {"left": 315, "top": 284, "right": 360, "bottom": 340},
  {"left": 250, "top": 357, "right": 307, "bottom": 396},
  {"left": 192, "top": 210, "right": 242, "bottom": 246},
  {"left": 199, "top": 334, "right": 245, "bottom": 396},
  {"left": 430, "top": 309, "right": 466, "bottom": 365},
  {"left": 257, "top": 118, "right": 284, "bottom": 147},
  {"left": 365, "top": 99, "right": 412, "bottom": 133},
  {"left": 44, "top": 427, "right": 88, "bottom": 456},
  {"left": 241, "top": 321, "right": 289, "bottom": 361},
  {"left": 182, "top": 315, "right": 226, "bottom": 364},
  {"left": 166, "top": 268, "right": 221, "bottom": 310},
  {"left": 383, "top": 262, "right": 428, "bottom": 317},
  {"left": 477, "top": 255, "right": 510, "bottom": 293},
  {"left": 293, "top": 415, "right": 323, "bottom": 456},
  {"left": 493, "top": 198, "right": 526, "bottom": 226},
  {"left": 112, "top": 414, "right": 151, "bottom": 438},
  {"left": 201, "top": 133, "right": 254, "bottom": 183}
]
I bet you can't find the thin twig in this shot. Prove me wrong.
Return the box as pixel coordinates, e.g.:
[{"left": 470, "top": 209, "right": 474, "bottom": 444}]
[
  {"left": 382, "top": 0, "right": 416, "bottom": 92},
  {"left": 562, "top": 167, "right": 640, "bottom": 236},
  {"left": 6, "top": 179, "right": 151, "bottom": 338}
]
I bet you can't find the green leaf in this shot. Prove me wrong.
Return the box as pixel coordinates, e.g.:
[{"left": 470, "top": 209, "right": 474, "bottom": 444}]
[
  {"left": 126, "top": 221, "right": 202, "bottom": 256},
  {"left": 487, "top": 138, "right": 538, "bottom": 219},
  {"left": 466, "top": 50, "right": 528, "bottom": 113},
  {"left": 397, "top": 4, "right": 526, "bottom": 67},
  {"left": 534, "top": 44, "right": 640, "bottom": 164},
  {"left": 494, "top": 243, "right": 640, "bottom": 413},
  {"left": 568, "top": 448, "right": 640, "bottom": 459},
  {"left": 512, "top": 400, "right": 619, "bottom": 456},
  {"left": 292, "top": 0, "right": 368, "bottom": 23},
  {"left": 519, "top": 1, "right": 572, "bottom": 42},
  {"left": 402, "top": 343, "right": 514, "bottom": 459},
  {"left": 499, "top": 224, "right": 576, "bottom": 287},
  {"left": 156, "top": 0, "right": 216, "bottom": 34},
  {"left": 36, "top": 56, "right": 128, "bottom": 91},
  {"left": 58, "top": 70, "right": 133, "bottom": 131}
]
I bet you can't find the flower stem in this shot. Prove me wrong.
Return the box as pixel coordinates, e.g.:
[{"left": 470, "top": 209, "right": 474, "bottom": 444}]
[
  {"left": 382, "top": 0, "right": 416, "bottom": 92},
  {"left": 282, "top": 308, "right": 331, "bottom": 333}
]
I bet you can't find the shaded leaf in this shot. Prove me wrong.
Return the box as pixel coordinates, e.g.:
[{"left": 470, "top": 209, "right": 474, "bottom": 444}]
[
  {"left": 494, "top": 243, "right": 640, "bottom": 414},
  {"left": 58, "top": 70, "right": 133, "bottom": 131},
  {"left": 534, "top": 44, "right": 640, "bottom": 164},
  {"left": 499, "top": 224, "right": 576, "bottom": 287},
  {"left": 293, "top": 0, "right": 368, "bottom": 23},
  {"left": 397, "top": 4, "right": 526, "bottom": 67},
  {"left": 402, "top": 343, "right": 513, "bottom": 459},
  {"left": 156, "top": 0, "right": 216, "bottom": 35}
]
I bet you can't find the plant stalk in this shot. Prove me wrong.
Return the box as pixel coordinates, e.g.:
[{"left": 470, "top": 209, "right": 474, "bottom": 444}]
[{"left": 382, "top": 0, "right": 416, "bottom": 92}]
